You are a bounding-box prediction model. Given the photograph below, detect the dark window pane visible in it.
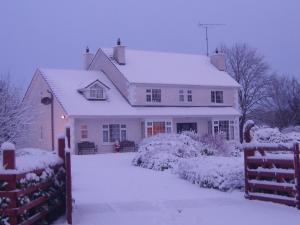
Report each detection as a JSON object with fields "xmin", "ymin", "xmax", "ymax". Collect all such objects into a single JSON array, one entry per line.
[
  {"xmin": 109, "ymin": 124, "xmax": 120, "ymax": 142},
  {"xmin": 211, "ymin": 91, "xmax": 215, "ymax": 103}
]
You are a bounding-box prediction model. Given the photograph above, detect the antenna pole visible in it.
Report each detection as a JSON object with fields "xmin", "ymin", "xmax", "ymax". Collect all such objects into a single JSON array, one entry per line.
[
  {"xmin": 205, "ymin": 27, "xmax": 209, "ymax": 56},
  {"xmin": 198, "ymin": 23, "xmax": 226, "ymax": 56}
]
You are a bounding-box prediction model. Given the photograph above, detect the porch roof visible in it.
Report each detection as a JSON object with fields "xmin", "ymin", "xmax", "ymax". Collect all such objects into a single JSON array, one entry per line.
[{"xmin": 39, "ymin": 68, "xmax": 240, "ymax": 118}]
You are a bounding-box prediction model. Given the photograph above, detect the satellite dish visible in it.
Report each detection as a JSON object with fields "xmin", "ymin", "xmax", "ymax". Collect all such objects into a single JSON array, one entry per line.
[{"xmin": 41, "ymin": 97, "xmax": 52, "ymax": 105}]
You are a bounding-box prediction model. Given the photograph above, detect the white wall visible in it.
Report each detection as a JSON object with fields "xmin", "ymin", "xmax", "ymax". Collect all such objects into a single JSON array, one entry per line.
[
  {"xmin": 130, "ymin": 84, "xmax": 235, "ymax": 107},
  {"xmin": 22, "ymin": 70, "xmax": 68, "ymax": 150}
]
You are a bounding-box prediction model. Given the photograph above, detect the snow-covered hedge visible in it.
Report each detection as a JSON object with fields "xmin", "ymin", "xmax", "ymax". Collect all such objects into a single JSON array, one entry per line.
[
  {"xmin": 175, "ymin": 157, "xmax": 244, "ymax": 191},
  {"xmin": 132, "ymin": 133, "xmax": 241, "ymax": 170},
  {"xmin": 252, "ymin": 126, "xmax": 300, "ymax": 144},
  {"xmin": 132, "ymin": 134, "xmax": 206, "ymax": 170},
  {"xmin": 0, "ymin": 147, "xmax": 63, "ymax": 173}
]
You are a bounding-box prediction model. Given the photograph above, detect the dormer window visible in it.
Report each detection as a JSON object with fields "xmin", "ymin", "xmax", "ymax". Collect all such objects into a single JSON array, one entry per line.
[
  {"xmin": 78, "ymin": 79, "xmax": 110, "ymax": 101},
  {"xmin": 90, "ymin": 83, "xmax": 104, "ymax": 100}
]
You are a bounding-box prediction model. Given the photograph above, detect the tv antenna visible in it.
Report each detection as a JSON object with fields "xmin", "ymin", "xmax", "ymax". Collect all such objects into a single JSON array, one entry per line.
[{"xmin": 198, "ymin": 23, "xmax": 226, "ymax": 56}]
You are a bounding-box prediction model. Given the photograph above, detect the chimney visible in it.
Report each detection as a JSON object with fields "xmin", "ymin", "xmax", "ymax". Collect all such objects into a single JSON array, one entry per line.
[
  {"xmin": 113, "ymin": 38, "xmax": 126, "ymax": 65},
  {"xmin": 210, "ymin": 49, "xmax": 226, "ymax": 71},
  {"xmin": 83, "ymin": 46, "xmax": 94, "ymax": 70}
]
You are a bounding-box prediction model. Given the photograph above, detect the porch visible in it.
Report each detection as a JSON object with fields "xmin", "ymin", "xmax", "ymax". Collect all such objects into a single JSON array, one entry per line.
[{"xmin": 72, "ymin": 116, "xmax": 239, "ymax": 154}]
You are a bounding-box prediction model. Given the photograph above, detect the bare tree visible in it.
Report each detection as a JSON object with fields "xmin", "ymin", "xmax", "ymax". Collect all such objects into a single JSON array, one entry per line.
[
  {"xmin": 0, "ymin": 74, "xmax": 34, "ymax": 145},
  {"xmin": 221, "ymin": 44, "xmax": 270, "ymax": 142},
  {"xmin": 257, "ymin": 75, "xmax": 300, "ymax": 128}
]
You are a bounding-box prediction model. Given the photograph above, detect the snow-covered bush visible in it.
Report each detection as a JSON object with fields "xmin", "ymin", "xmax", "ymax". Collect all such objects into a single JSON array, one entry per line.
[
  {"xmin": 175, "ymin": 157, "xmax": 244, "ymax": 191},
  {"xmin": 251, "ymin": 126, "xmax": 300, "ymax": 143},
  {"xmin": 132, "ymin": 133, "xmax": 208, "ymax": 170},
  {"xmin": 132, "ymin": 133, "xmax": 241, "ymax": 170}
]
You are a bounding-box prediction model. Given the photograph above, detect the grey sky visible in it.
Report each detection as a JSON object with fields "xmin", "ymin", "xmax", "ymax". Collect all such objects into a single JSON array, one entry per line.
[{"xmin": 0, "ymin": 0, "xmax": 299, "ymax": 88}]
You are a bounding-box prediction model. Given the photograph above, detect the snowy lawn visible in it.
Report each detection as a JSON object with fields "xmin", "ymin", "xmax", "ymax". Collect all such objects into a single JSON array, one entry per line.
[{"xmin": 52, "ymin": 153, "xmax": 300, "ymax": 225}]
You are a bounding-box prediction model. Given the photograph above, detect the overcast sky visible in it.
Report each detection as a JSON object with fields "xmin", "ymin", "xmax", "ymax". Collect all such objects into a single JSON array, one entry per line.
[{"xmin": 0, "ymin": 0, "xmax": 299, "ymax": 89}]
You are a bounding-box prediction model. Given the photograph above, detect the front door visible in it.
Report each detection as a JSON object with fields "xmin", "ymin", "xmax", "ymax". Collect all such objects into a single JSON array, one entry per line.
[{"xmin": 176, "ymin": 123, "xmax": 197, "ymax": 133}]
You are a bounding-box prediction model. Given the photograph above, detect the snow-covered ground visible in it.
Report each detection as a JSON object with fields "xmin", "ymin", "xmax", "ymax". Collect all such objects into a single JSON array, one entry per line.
[{"xmin": 54, "ymin": 153, "xmax": 300, "ymax": 225}]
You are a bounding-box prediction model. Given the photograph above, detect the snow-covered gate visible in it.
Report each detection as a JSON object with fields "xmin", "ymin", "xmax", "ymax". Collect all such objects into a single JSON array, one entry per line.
[
  {"xmin": 0, "ymin": 150, "xmax": 65, "ymax": 224},
  {"xmin": 244, "ymin": 143, "xmax": 300, "ymax": 208},
  {"xmin": 0, "ymin": 137, "xmax": 73, "ymax": 225}
]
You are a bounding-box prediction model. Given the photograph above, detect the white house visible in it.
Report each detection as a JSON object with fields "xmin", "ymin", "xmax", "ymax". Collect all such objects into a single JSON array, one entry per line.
[{"xmin": 23, "ymin": 40, "xmax": 240, "ymax": 154}]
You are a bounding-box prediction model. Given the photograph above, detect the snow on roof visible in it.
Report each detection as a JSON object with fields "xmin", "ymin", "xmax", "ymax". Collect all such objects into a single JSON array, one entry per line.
[
  {"xmin": 102, "ymin": 48, "xmax": 240, "ymax": 87},
  {"xmin": 39, "ymin": 68, "xmax": 240, "ymax": 117}
]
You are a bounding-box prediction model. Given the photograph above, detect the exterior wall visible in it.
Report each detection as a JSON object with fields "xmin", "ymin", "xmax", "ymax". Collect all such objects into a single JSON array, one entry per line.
[
  {"xmin": 22, "ymin": 71, "xmax": 68, "ymax": 150},
  {"xmin": 130, "ymin": 84, "xmax": 235, "ymax": 107},
  {"xmin": 73, "ymin": 117, "xmax": 214, "ymax": 154},
  {"xmin": 89, "ymin": 49, "xmax": 130, "ymax": 100}
]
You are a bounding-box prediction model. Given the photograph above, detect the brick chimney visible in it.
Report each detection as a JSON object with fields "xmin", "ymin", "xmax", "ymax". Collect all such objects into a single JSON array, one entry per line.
[
  {"xmin": 83, "ymin": 47, "xmax": 94, "ymax": 70},
  {"xmin": 113, "ymin": 38, "xmax": 126, "ymax": 65},
  {"xmin": 210, "ymin": 49, "xmax": 226, "ymax": 71}
]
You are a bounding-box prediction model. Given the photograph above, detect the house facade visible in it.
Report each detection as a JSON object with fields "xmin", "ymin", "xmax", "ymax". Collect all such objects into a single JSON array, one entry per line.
[{"xmin": 23, "ymin": 41, "xmax": 240, "ymax": 154}]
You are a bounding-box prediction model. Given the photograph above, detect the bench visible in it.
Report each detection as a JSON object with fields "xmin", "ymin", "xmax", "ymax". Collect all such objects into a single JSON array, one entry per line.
[
  {"xmin": 77, "ymin": 141, "xmax": 97, "ymax": 155},
  {"xmin": 119, "ymin": 140, "xmax": 137, "ymax": 152}
]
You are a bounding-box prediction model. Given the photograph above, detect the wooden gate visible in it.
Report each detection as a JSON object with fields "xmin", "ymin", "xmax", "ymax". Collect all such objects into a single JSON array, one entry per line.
[{"xmin": 244, "ymin": 143, "xmax": 300, "ymax": 208}]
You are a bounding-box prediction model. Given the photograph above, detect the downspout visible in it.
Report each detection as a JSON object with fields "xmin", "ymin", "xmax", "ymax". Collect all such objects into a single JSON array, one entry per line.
[{"xmin": 47, "ymin": 90, "xmax": 54, "ymax": 151}]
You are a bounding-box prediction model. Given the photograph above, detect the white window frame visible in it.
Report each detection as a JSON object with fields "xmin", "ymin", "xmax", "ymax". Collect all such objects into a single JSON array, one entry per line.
[
  {"xmin": 102, "ymin": 124, "xmax": 127, "ymax": 144},
  {"xmin": 211, "ymin": 119, "xmax": 235, "ymax": 140},
  {"xmin": 179, "ymin": 90, "xmax": 184, "ymax": 102},
  {"xmin": 211, "ymin": 90, "xmax": 224, "ymax": 103},
  {"xmin": 88, "ymin": 83, "xmax": 106, "ymax": 100},
  {"xmin": 187, "ymin": 90, "xmax": 192, "ymax": 102},
  {"xmin": 144, "ymin": 119, "xmax": 172, "ymax": 137},
  {"xmin": 146, "ymin": 89, "xmax": 161, "ymax": 103}
]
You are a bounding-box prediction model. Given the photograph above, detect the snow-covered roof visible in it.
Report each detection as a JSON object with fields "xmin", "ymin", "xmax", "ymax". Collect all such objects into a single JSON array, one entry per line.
[
  {"xmin": 102, "ymin": 48, "xmax": 240, "ymax": 88},
  {"xmin": 39, "ymin": 68, "xmax": 240, "ymax": 117}
]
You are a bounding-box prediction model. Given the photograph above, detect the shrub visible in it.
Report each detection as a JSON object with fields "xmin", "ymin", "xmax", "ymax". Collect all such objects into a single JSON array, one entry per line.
[{"xmin": 175, "ymin": 157, "xmax": 244, "ymax": 191}]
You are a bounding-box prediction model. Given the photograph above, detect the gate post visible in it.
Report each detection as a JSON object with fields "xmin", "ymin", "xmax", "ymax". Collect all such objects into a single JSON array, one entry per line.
[
  {"xmin": 294, "ymin": 142, "xmax": 300, "ymax": 209},
  {"xmin": 1, "ymin": 142, "xmax": 16, "ymax": 170},
  {"xmin": 58, "ymin": 137, "xmax": 66, "ymax": 162},
  {"xmin": 66, "ymin": 151, "xmax": 72, "ymax": 224}
]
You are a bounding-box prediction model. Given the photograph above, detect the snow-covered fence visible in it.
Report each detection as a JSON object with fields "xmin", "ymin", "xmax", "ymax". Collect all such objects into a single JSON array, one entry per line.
[
  {"xmin": 244, "ymin": 143, "xmax": 300, "ymax": 208},
  {"xmin": 0, "ymin": 142, "xmax": 68, "ymax": 225}
]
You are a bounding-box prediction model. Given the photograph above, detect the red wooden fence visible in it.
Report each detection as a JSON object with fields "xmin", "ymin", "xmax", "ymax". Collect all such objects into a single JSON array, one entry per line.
[
  {"xmin": 0, "ymin": 164, "xmax": 65, "ymax": 225},
  {"xmin": 0, "ymin": 137, "xmax": 73, "ymax": 224},
  {"xmin": 244, "ymin": 143, "xmax": 300, "ymax": 208}
]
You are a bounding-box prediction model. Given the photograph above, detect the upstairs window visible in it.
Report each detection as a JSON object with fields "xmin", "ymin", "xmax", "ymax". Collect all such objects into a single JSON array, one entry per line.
[
  {"xmin": 146, "ymin": 89, "xmax": 161, "ymax": 102},
  {"xmin": 211, "ymin": 91, "xmax": 223, "ymax": 103},
  {"xmin": 187, "ymin": 90, "xmax": 192, "ymax": 102},
  {"xmin": 179, "ymin": 90, "xmax": 184, "ymax": 102},
  {"xmin": 90, "ymin": 83, "xmax": 105, "ymax": 100}
]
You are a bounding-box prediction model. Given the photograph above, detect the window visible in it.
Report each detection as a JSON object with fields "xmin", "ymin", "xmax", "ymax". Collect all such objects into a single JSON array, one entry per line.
[
  {"xmin": 146, "ymin": 121, "xmax": 172, "ymax": 137},
  {"xmin": 89, "ymin": 83, "xmax": 105, "ymax": 100},
  {"xmin": 211, "ymin": 91, "xmax": 223, "ymax": 103},
  {"xmin": 212, "ymin": 120, "xmax": 234, "ymax": 140},
  {"xmin": 80, "ymin": 125, "xmax": 88, "ymax": 139},
  {"xmin": 187, "ymin": 90, "xmax": 192, "ymax": 102},
  {"xmin": 152, "ymin": 89, "xmax": 161, "ymax": 102},
  {"xmin": 146, "ymin": 89, "xmax": 151, "ymax": 102},
  {"xmin": 179, "ymin": 90, "xmax": 184, "ymax": 102},
  {"xmin": 102, "ymin": 124, "xmax": 127, "ymax": 143},
  {"xmin": 146, "ymin": 89, "xmax": 161, "ymax": 102}
]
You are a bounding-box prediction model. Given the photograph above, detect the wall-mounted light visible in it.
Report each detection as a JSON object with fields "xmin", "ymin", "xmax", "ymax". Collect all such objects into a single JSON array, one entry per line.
[{"xmin": 61, "ymin": 114, "xmax": 66, "ymax": 119}]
